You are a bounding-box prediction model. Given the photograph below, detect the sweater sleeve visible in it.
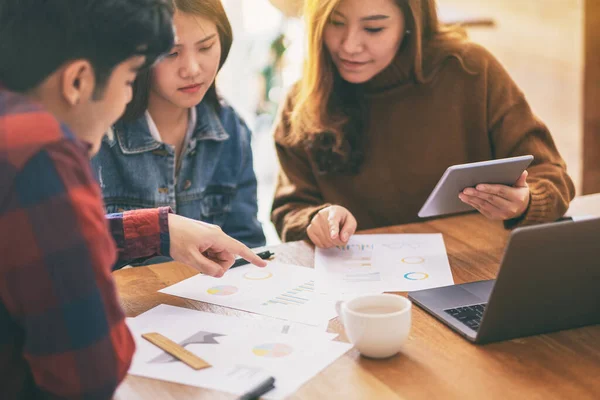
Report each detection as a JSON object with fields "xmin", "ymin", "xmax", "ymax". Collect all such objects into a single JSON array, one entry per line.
[
  {"xmin": 106, "ymin": 207, "xmax": 172, "ymax": 266},
  {"xmin": 270, "ymin": 91, "xmax": 331, "ymax": 242},
  {"xmin": 478, "ymin": 45, "xmax": 576, "ymax": 226}
]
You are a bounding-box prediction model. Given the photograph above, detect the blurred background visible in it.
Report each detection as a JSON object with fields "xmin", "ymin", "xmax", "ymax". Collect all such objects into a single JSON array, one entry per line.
[{"xmin": 216, "ymin": 0, "xmax": 597, "ymax": 245}]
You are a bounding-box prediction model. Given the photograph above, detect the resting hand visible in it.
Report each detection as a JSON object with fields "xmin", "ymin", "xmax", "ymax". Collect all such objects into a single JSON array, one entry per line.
[
  {"xmin": 459, "ymin": 171, "xmax": 530, "ymax": 221},
  {"xmin": 168, "ymin": 214, "xmax": 267, "ymax": 277},
  {"xmin": 307, "ymin": 205, "xmax": 358, "ymax": 248}
]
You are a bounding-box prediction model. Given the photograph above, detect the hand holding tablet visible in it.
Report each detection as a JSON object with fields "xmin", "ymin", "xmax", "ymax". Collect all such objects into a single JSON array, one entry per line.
[
  {"xmin": 459, "ymin": 169, "xmax": 531, "ymax": 220},
  {"xmin": 418, "ymin": 155, "xmax": 534, "ymax": 219}
]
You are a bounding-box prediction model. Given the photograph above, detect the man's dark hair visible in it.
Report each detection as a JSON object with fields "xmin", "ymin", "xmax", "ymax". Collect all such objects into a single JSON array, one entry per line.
[{"xmin": 0, "ymin": 0, "xmax": 175, "ymax": 96}]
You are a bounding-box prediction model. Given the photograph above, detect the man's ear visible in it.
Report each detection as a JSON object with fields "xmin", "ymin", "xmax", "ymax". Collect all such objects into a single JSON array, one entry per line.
[{"xmin": 60, "ymin": 60, "xmax": 95, "ymax": 106}]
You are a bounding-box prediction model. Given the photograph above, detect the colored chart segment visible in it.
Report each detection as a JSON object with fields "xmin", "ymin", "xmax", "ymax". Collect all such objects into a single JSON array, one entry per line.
[
  {"xmin": 262, "ymin": 280, "xmax": 315, "ymax": 306},
  {"xmin": 404, "ymin": 272, "xmax": 429, "ymax": 281},
  {"xmin": 402, "ymin": 256, "xmax": 425, "ymax": 264},
  {"xmin": 243, "ymin": 270, "xmax": 273, "ymax": 280},
  {"xmin": 342, "ymin": 257, "xmax": 372, "ymax": 267},
  {"xmin": 252, "ymin": 343, "xmax": 293, "ymax": 358},
  {"xmin": 207, "ymin": 285, "xmax": 239, "ymax": 296}
]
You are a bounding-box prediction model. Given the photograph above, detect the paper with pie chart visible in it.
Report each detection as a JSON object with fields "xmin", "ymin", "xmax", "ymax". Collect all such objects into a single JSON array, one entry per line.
[
  {"xmin": 127, "ymin": 305, "xmax": 351, "ymax": 399},
  {"xmin": 160, "ymin": 262, "xmax": 338, "ymax": 327},
  {"xmin": 314, "ymin": 234, "xmax": 454, "ymax": 294}
]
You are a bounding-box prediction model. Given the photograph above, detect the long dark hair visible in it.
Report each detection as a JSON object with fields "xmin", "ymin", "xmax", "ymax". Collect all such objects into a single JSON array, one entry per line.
[{"xmin": 120, "ymin": 0, "xmax": 233, "ymax": 122}]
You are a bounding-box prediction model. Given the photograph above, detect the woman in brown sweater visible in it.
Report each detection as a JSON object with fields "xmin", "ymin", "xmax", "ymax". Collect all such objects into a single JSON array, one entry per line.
[{"xmin": 271, "ymin": 0, "xmax": 575, "ymax": 248}]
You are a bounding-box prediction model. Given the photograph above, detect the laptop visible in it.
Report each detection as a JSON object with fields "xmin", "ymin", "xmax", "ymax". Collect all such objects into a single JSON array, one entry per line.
[{"xmin": 408, "ymin": 217, "xmax": 600, "ymax": 344}]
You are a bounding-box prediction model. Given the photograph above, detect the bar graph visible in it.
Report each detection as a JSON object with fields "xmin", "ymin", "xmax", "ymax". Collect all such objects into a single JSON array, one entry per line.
[
  {"xmin": 343, "ymin": 271, "xmax": 381, "ymax": 282},
  {"xmin": 337, "ymin": 244, "xmax": 374, "ymax": 251},
  {"xmin": 382, "ymin": 242, "xmax": 421, "ymax": 250},
  {"xmin": 262, "ymin": 280, "xmax": 315, "ymax": 306},
  {"xmin": 227, "ymin": 364, "xmax": 264, "ymax": 379}
]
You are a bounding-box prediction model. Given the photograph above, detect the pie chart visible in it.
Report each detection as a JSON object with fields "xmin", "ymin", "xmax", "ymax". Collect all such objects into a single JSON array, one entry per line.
[
  {"xmin": 404, "ymin": 272, "xmax": 429, "ymax": 281},
  {"xmin": 243, "ymin": 270, "xmax": 273, "ymax": 280},
  {"xmin": 252, "ymin": 343, "xmax": 293, "ymax": 358},
  {"xmin": 401, "ymin": 256, "xmax": 425, "ymax": 264},
  {"xmin": 206, "ymin": 285, "xmax": 238, "ymax": 296}
]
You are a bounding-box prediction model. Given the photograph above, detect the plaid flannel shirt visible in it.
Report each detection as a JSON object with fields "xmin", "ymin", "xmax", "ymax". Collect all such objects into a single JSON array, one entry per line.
[{"xmin": 0, "ymin": 88, "xmax": 171, "ymax": 399}]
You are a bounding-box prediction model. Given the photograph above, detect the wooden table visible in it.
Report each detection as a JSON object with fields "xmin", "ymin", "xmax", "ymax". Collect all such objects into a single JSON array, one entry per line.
[{"xmin": 113, "ymin": 213, "xmax": 600, "ymax": 400}]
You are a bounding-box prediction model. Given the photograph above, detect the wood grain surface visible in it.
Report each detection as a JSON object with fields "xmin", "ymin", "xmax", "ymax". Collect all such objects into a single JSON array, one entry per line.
[{"xmin": 113, "ymin": 214, "xmax": 600, "ymax": 400}]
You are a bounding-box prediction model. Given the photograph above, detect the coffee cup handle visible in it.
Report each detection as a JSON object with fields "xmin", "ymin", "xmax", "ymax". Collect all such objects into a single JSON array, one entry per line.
[{"xmin": 335, "ymin": 301, "xmax": 345, "ymax": 325}]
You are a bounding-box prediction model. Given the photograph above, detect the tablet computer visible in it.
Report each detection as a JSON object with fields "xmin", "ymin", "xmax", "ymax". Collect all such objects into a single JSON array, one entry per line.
[{"xmin": 418, "ymin": 155, "xmax": 534, "ymax": 218}]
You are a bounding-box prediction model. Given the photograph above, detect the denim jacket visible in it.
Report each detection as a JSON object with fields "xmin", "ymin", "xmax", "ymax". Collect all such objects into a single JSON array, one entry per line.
[{"xmin": 91, "ymin": 100, "xmax": 266, "ymax": 248}]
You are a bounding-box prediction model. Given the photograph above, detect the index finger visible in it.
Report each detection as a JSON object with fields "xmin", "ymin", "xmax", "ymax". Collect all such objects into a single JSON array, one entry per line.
[
  {"xmin": 206, "ymin": 249, "xmax": 236, "ymax": 268},
  {"xmin": 339, "ymin": 215, "xmax": 357, "ymax": 242},
  {"xmin": 327, "ymin": 208, "xmax": 343, "ymax": 239},
  {"xmin": 218, "ymin": 235, "xmax": 267, "ymax": 267},
  {"xmin": 189, "ymin": 250, "xmax": 227, "ymax": 277}
]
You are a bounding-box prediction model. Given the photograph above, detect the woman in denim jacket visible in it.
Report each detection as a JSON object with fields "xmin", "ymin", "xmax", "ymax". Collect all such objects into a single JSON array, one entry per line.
[{"xmin": 92, "ymin": 0, "xmax": 265, "ymax": 249}]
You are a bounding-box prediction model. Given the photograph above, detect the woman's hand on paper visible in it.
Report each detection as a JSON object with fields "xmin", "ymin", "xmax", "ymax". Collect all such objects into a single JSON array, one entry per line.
[
  {"xmin": 168, "ymin": 214, "xmax": 267, "ymax": 277},
  {"xmin": 307, "ymin": 205, "xmax": 357, "ymax": 248},
  {"xmin": 459, "ymin": 170, "xmax": 531, "ymax": 221}
]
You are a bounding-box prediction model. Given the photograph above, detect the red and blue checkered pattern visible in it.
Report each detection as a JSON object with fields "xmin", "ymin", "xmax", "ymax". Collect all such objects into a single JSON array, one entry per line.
[{"xmin": 0, "ymin": 89, "xmax": 170, "ymax": 399}]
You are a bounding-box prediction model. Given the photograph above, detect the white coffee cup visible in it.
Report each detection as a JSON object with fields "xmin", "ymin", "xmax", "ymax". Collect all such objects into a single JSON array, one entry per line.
[{"xmin": 336, "ymin": 294, "xmax": 412, "ymax": 359}]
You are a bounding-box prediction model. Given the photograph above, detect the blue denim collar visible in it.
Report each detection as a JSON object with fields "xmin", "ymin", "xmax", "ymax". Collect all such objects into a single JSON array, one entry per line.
[{"xmin": 114, "ymin": 101, "xmax": 230, "ymax": 155}]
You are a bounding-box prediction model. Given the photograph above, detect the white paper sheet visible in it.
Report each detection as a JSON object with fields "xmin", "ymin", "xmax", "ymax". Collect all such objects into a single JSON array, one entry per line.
[
  {"xmin": 128, "ymin": 305, "xmax": 351, "ymax": 399},
  {"xmin": 159, "ymin": 262, "xmax": 338, "ymax": 327},
  {"xmin": 126, "ymin": 314, "xmax": 337, "ymax": 341},
  {"xmin": 314, "ymin": 234, "xmax": 455, "ymax": 294}
]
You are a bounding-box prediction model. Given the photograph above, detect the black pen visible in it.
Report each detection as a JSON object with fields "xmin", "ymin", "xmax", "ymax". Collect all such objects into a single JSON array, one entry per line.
[
  {"xmin": 238, "ymin": 376, "xmax": 276, "ymax": 400},
  {"xmin": 230, "ymin": 250, "xmax": 274, "ymax": 269}
]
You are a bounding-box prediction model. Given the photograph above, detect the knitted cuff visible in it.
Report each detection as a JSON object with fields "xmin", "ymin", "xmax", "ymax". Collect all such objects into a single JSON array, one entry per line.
[
  {"xmin": 505, "ymin": 184, "xmax": 553, "ymax": 228},
  {"xmin": 281, "ymin": 203, "xmax": 332, "ymax": 242}
]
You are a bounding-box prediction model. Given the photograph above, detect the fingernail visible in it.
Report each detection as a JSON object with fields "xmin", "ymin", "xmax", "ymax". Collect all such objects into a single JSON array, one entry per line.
[
  {"xmin": 477, "ymin": 185, "xmax": 486, "ymax": 191},
  {"xmin": 330, "ymin": 230, "xmax": 337, "ymax": 239},
  {"xmin": 464, "ymin": 188, "xmax": 475, "ymax": 195},
  {"xmin": 341, "ymin": 232, "xmax": 348, "ymax": 241}
]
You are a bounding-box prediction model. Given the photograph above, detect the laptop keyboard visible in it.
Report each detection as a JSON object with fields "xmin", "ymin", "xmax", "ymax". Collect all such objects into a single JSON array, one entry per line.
[{"xmin": 444, "ymin": 303, "xmax": 487, "ymax": 331}]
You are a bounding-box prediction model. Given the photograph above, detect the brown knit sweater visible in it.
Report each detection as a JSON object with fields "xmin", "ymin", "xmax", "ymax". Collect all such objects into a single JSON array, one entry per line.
[{"xmin": 271, "ymin": 42, "xmax": 575, "ymax": 242}]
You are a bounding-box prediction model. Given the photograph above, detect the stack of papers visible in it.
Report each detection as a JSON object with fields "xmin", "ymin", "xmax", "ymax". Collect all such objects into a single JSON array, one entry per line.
[
  {"xmin": 314, "ymin": 234, "xmax": 454, "ymax": 295},
  {"xmin": 128, "ymin": 305, "xmax": 351, "ymax": 399},
  {"xmin": 160, "ymin": 262, "xmax": 338, "ymax": 327},
  {"xmin": 147, "ymin": 233, "xmax": 455, "ymax": 396}
]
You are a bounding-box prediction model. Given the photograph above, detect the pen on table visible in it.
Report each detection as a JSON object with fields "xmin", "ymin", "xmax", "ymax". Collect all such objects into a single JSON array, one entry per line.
[
  {"xmin": 238, "ymin": 376, "xmax": 276, "ymax": 400},
  {"xmin": 231, "ymin": 250, "xmax": 274, "ymax": 269}
]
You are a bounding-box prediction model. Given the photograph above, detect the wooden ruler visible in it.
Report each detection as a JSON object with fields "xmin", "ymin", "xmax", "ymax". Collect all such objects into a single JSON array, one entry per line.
[{"xmin": 142, "ymin": 332, "xmax": 212, "ymax": 370}]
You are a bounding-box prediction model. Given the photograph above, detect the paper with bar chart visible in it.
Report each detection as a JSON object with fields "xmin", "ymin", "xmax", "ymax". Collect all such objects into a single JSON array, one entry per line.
[
  {"xmin": 128, "ymin": 305, "xmax": 350, "ymax": 399},
  {"xmin": 160, "ymin": 262, "xmax": 338, "ymax": 327},
  {"xmin": 314, "ymin": 234, "xmax": 454, "ymax": 294}
]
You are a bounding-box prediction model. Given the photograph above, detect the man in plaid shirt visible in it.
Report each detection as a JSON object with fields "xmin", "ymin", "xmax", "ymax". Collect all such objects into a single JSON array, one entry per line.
[{"xmin": 0, "ymin": 1, "xmax": 265, "ymax": 398}]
